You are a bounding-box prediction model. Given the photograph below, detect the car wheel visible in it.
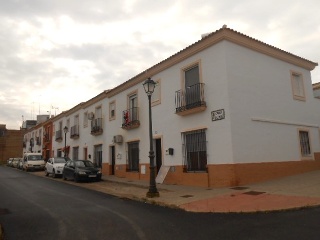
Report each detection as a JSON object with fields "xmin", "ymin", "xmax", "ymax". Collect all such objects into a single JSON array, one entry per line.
[
  {"xmin": 52, "ymin": 170, "xmax": 56, "ymax": 178},
  {"xmin": 63, "ymin": 173, "xmax": 67, "ymax": 180},
  {"xmin": 45, "ymin": 169, "xmax": 49, "ymax": 176},
  {"xmin": 74, "ymin": 174, "xmax": 80, "ymax": 183}
]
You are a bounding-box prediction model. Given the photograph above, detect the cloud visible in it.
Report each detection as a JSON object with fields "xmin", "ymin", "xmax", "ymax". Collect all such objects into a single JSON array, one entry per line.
[{"xmin": 0, "ymin": 0, "xmax": 320, "ymax": 129}]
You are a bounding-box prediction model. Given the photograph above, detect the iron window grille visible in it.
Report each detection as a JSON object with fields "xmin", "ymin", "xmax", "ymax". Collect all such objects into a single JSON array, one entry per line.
[
  {"xmin": 127, "ymin": 141, "xmax": 139, "ymax": 172},
  {"xmin": 299, "ymin": 131, "xmax": 311, "ymax": 156},
  {"xmin": 182, "ymin": 129, "xmax": 207, "ymax": 172}
]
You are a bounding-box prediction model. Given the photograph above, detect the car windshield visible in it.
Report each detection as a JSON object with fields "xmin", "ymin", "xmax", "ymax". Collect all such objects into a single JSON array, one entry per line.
[
  {"xmin": 54, "ymin": 158, "xmax": 66, "ymax": 163},
  {"xmin": 75, "ymin": 161, "xmax": 94, "ymax": 168},
  {"xmin": 28, "ymin": 155, "xmax": 42, "ymax": 161}
]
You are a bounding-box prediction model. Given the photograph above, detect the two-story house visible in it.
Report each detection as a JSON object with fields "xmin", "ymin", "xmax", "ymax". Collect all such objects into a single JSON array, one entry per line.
[{"xmin": 24, "ymin": 26, "xmax": 320, "ymax": 188}]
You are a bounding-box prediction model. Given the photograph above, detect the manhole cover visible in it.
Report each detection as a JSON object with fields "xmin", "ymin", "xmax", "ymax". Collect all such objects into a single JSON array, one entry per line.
[
  {"xmin": 243, "ymin": 191, "xmax": 265, "ymax": 196},
  {"xmin": 230, "ymin": 187, "xmax": 249, "ymax": 190},
  {"xmin": 0, "ymin": 208, "xmax": 10, "ymax": 215},
  {"xmin": 180, "ymin": 195, "xmax": 194, "ymax": 198}
]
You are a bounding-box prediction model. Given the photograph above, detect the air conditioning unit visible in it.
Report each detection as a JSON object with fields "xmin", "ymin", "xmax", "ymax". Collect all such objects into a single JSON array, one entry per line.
[
  {"xmin": 113, "ymin": 135, "xmax": 123, "ymax": 144},
  {"xmin": 88, "ymin": 112, "xmax": 94, "ymax": 120}
]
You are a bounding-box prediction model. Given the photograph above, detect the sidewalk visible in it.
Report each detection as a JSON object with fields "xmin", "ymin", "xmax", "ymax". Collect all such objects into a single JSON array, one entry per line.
[{"xmin": 32, "ymin": 170, "xmax": 320, "ymax": 213}]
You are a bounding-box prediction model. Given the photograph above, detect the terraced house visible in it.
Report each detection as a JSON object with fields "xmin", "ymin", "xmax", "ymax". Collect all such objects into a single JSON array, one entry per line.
[{"xmin": 23, "ymin": 26, "xmax": 320, "ymax": 187}]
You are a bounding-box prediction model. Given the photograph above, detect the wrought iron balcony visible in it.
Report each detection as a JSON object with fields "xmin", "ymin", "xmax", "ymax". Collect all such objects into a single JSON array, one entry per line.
[
  {"xmin": 70, "ymin": 125, "xmax": 80, "ymax": 139},
  {"xmin": 36, "ymin": 137, "xmax": 41, "ymax": 146},
  {"xmin": 55, "ymin": 130, "xmax": 62, "ymax": 141},
  {"xmin": 175, "ymin": 83, "xmax": 206, "ymax": 116},
  {"xmin": 43, "ymin": 134, "xmax": 50, "ymax": 143},
  {"xmin": 122, "ymin": 107, "xmax": 140, "ymax": 130},
  {"xmin": 91, "ymin": 118, "xmax": 103, "ymax": 135}
]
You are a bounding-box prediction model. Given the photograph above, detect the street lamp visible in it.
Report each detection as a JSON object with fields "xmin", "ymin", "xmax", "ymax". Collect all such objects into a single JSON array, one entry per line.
[
  {"xmin": 63, "ymin": 126, "xmax": 68, "ymax": 157},
  {"xmin": 143, "ymin": 77, "xmax": 159, "ymax": 198}
]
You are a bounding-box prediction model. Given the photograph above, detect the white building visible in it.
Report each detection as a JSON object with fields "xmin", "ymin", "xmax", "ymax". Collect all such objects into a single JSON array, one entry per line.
[{"xmin": 24, "ymin": 26, "xmax": 320, "ymax": 187}]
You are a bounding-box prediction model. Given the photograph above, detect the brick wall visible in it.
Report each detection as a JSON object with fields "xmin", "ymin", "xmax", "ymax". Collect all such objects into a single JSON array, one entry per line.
[{"xmin": 0, "ymin": 125, "xmax": 24, "ymax": 164}]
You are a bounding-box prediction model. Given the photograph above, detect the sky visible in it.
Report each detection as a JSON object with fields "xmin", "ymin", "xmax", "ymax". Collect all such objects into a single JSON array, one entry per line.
[{"xmin": 1, "ymin": 0, "xmax": 320, "ymax": 130}]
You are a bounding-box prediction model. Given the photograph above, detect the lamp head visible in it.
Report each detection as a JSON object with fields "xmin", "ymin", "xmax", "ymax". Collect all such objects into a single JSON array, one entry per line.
[{"xmin": 143, "ymin": 77, "xmax": 156, "ymax": 96}]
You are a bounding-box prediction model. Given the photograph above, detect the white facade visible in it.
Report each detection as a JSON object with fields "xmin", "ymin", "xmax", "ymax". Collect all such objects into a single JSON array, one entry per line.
[{"xmin": 23, "ymin": 26, "xmax": 320, "ymax": 187}]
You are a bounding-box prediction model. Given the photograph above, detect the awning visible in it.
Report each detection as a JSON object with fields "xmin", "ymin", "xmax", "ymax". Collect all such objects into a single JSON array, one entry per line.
[{"xmin": 61, "ymin": 146, "xmax": 70, "ymax": 152}]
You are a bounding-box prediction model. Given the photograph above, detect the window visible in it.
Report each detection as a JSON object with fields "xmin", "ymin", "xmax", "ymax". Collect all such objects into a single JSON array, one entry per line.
[
  {"xmin": 66, "ymin": 119, "xmax": 70, "ymax": 130},
  {"xmin": 73, "ymin": 147, "xmax": 79, "ymax": 161},
  {"xmin": 83, "ymin": 111, "xmax": 88, "ymax": 127},
  {"xmin": 74, "ymin": 115, "xmax": 79, "ymax": 126},
  {"xmin": 299, "ymin": 130, "xmax": 311, "ymax": 157},
  {"xmin": 109, "ymin": 101, "xmax": 116, "ymax": 120},
  {"xmin": 151, "ymin": 79, "xmax": 161, "ymax": 106},
  {"xmin": 127, "ymin": 141, "xmax": 139, "ymax": 171},
  {"xmin": 182, "ymin": 129, "xmax": 207, "ymax": 172},
  {"xmin": 291, "ymin": 71, "xmax": 305, "ymax": 101}
]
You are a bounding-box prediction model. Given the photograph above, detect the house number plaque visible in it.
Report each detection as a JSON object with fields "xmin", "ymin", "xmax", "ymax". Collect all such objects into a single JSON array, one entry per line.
[{"xmin": 211, "ymin": 109, "xmax": 225, "ymax": 121}]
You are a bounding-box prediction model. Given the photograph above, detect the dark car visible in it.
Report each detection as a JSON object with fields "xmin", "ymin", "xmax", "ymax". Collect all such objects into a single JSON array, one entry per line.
[{"xmin": 62, "ymin": 160, "xmax": 102, "ymax": 182}]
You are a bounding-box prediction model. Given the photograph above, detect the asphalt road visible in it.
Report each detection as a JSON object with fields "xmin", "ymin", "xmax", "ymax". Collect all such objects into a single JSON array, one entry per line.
[{"xmin": 1, "ymin": 166, "xmax": 320, "ymax": 240}]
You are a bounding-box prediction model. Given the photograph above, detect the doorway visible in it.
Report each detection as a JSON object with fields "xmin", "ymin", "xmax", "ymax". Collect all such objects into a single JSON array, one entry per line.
[
  {"xmin": 94, "ymin": 144, "xmax": 102, "ymax": 168},
  {"xmin": 155, "ymin": 139, "xmax": 162, "ymax": 173},
  {"xmin": 110, "ymin": 146, "xmax": 115, "ymax": 175},
  {"xmin": 83, "ymin": 148, "xmax": 87, "ymax": 160}
]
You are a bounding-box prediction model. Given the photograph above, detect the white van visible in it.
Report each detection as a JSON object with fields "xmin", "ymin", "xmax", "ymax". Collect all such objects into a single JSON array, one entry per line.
[{"xmin": 23, "ymin": 153, "xmax": 46, "ymax": 172}]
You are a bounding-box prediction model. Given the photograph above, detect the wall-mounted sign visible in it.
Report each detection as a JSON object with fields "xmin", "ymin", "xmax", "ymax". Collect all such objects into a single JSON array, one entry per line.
[{"xmin": 211, "ymin": 109, "xmax": 225, "ymax": 121}]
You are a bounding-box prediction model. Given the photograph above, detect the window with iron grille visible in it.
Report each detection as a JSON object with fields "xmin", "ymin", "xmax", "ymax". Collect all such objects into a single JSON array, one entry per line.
[
  {"xmin": 299, "ymin": 130, "xmax": 311, "ymax": 157},
  {"xmin": 73, "ymin": 147, "xmax": 79, "ymax": 160},
  {"xmin": 127, "ymin": 141, "xmax": 139, "ymax": 171},
  {"xmin": 182, "ymin": 129, "xmax": 207, "ymax": 172}
]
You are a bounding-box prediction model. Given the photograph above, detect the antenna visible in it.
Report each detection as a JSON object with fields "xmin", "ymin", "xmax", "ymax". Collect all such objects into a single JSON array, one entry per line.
[{"xmin": 51, "ymin": 105, "xmax": 59, "ymax": 116}]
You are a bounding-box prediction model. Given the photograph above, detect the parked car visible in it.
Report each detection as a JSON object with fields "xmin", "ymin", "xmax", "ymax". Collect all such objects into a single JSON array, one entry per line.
[
  {"xmin": 62, "ymin": 160, "xmax": 102, "ymax": 182},
  {"xmin": 22, "ymin": 153, "xmax": 45, "ymax": 171},
  {"xmin": 45, "ymin": 157, "xmax": 68, "ymax": 178},
  {"xmin": 6, "ymin": 158, "xmax": 13, "ymax": 167},
  {"xmin": 11, "ymin": 158, "xmax": 20, "ymax": 168},
  {"xmin": 18, "ymin": 158, "xmax": 24, "ymax": 169}
]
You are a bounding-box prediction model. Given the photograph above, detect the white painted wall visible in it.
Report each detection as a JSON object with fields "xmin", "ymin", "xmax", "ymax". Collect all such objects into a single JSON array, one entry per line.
[
  {"xmin": 224, "ymin": 41, "xmax": 320, "ymax": 163},
  {"xmin": 47, "ymin": 38, "xmax": 320, "ymax": 170}
]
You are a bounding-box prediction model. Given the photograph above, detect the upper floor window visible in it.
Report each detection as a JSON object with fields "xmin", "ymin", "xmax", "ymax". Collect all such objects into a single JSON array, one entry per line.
[
  {"xmin": 95, "ymin": 106, "xmax": 102, "ymax": 119},
  {"xmin": 151, "ymin": 79, "xmax": 161, "ymax": 106},
  {"xmin": 74, "ymin": 115, "xmax": 79, "ymax": 125},
  {"xmin": 291, "ymin": 71, "xmax": 305, "ymax": 101},
  {"xmin": 83, "ymin": 111, "xmax": 88, "ymax": 127},
  {"xmin": 109, "ymin": 101, "xmax": 116, "ymax": 120}
]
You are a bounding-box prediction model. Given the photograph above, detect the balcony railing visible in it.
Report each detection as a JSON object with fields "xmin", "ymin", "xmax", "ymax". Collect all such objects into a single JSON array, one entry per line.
[
  {"xmin": 175, "ymin": 83, "xmax": 206, "ymax": 115},
  {"xmin": 91, "ymin": 118, "xmax": 103, "ymax": 135},
  {"xmin": 36, "ymin": 137, "xmax": 41, "ymax": 146},
  {"xmin": 55, "ymin": 130, "xmax": 62, "ymax": 141},
  {"xmin": 122, "ymin": 107, "xmax": 140, "ymax": 130},
  {"xmin": 70, "ymin": 125, "xmax": 79, "ymax": 139},
  {"xmin": 44, "ymin": 134, "xmax": 50, "ymax": 143}
]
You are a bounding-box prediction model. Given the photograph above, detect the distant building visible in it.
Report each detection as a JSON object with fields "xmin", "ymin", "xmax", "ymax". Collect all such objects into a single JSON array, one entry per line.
[
  {"xmin": 22, "ymin": 120, "xmax": 37, "ymax": 129},
  {"xmin": 0, "ymin": 124, "xmax": 25, "ymax": 164},
  {"xmin": 314, "ymin": 82, "xmax": 320, "ymax": 98}
]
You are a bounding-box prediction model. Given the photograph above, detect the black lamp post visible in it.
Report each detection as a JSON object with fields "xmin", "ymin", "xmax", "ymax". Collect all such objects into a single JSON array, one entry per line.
[
  {"xmin": 143, "ymin": 77, "xmax": 159, "ymax": 198},
  {"xmin": 63, "ymin": 126, "xmax": 68, "ymax": 157}
]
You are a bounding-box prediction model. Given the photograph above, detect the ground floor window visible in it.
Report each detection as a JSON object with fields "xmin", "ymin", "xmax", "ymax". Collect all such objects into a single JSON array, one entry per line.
[
  {"xmin": 182, "ymin": 129, "xmax": 207, "ymax": 172},
  {"xmin": 57, "ymin": 150, "xmax": 62, "ymax": 157},
  {"xmin": 127, "ymin": 141, "xmax": 139, "ymax": 171},
  {"xmin": 94, "ymin": 144, "xmax": 102, "ymax": 168},
  {"xmin": 73, "ymin": 147, "xmax": 79, "ymax": 160},
  {"xmin": 299, "ymin": 130, "xmax": 311, "ymax": 157}
]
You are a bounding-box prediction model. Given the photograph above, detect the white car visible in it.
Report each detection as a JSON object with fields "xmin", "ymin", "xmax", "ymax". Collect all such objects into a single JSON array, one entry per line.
[{"xmin": 45, "ymin": 157, "xmax": 67, "ymax": 178}]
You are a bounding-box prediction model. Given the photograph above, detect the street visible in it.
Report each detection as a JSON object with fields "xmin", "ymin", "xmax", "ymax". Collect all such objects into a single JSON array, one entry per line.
[{"xmin": 1, "ymin": 166, "xmax": 320, "ymax": 240}]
